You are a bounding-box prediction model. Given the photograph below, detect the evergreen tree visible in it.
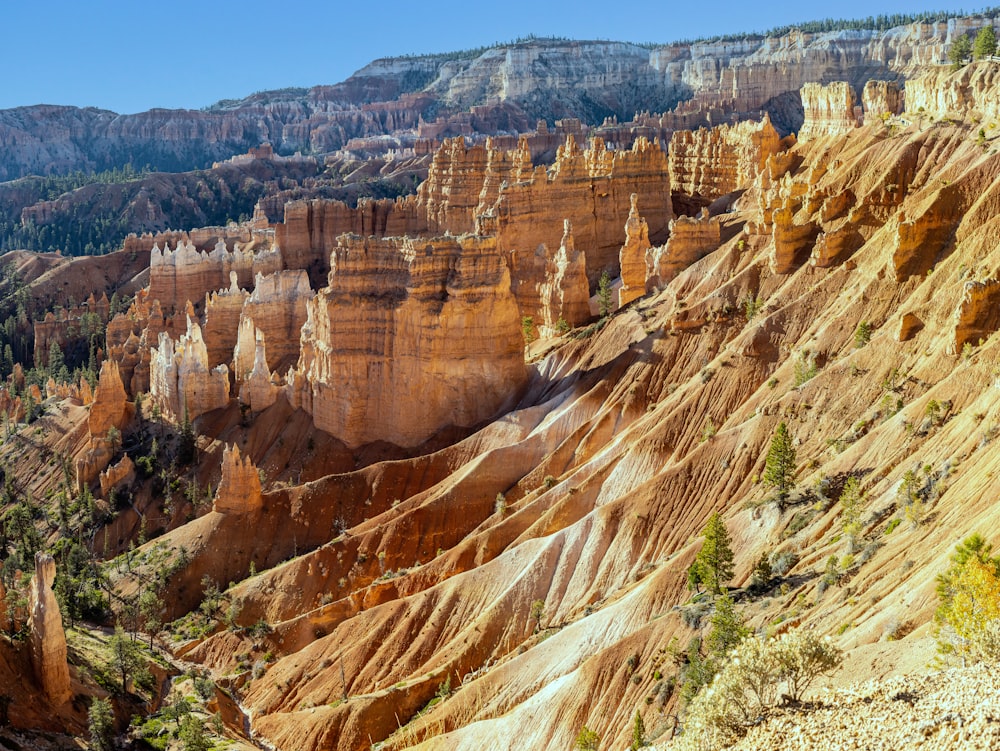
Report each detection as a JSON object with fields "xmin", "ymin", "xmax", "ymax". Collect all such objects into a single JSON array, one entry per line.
[
  {"xmin": 974, "ymin": 26, "xmax": 998, "ymax": 59},
  {"xmin": 694, "ymin": 512, "xmax": 735, "ymax": 594},
  {"xmin": 88, "ymin": 698, "xmax": 115, "ymax": 751},
  {"xmin": 630, "ymin": 710, "xmax": 646, "ymax": 749},
  {"xmin": 108, "ymin": 625, "xmax": 146, "ymax": 695},
  {"xmin": 950, "ymin": 34, "xmax": 973, "ymax": 69},
  {"xmin": 763, "ymin": 421, "xmax": 797, "ymax": 501},
  {"xmin": 706, "ymin": 592, "xmax": 748, "ymax": 660},
  {"xmin": 575, "ymin": 726, "xmax": 600, "ymax": 751},
  {"xmin": 598, "ymin": 270, "xmax": 613, "ymax": 318}
]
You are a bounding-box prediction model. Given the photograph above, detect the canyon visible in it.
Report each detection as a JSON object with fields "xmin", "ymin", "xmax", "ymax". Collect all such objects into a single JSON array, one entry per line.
[{"xmin": 3, "ymin": 13, "xmax": 1000, "ymax": 751}]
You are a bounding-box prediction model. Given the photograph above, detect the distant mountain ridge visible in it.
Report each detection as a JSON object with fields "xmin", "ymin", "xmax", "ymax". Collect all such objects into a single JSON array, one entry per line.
[{"xmin": 1, "ymin": 19, "xmax": 993, "ymax": 182}]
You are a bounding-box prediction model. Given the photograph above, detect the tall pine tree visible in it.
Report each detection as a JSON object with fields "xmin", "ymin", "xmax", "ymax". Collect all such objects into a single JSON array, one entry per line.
[
  {"xmin": 764, "ymin": 421, "xmax": 797, "ymax": 501},
  {"xmin": 694, "ymin": 512, "xmax": 735, "ymax": 594}
]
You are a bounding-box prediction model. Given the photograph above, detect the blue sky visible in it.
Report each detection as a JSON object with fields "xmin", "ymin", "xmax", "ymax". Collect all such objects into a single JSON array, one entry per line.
[{"xmin": 1, "ymin": 0, "xmax": 982, "ymax": 113}]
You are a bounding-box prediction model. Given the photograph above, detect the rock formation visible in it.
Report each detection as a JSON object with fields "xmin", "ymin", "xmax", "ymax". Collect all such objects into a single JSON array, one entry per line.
[
  {"xmin": 88, "ymin": 361, "xmax": 129, "ymax": 438},
  {"xmin": 202, "ymin": 273, "xmax": 249, "ymax": 368},
  {"xmin": 952, "ymin": 279, "xmax": 1000, "ymax": 353},
  {"xmin": 148, "ymin": 240, "xmax": 282, "ymax": 318},
  {"xmin": 667, "ymin": 115, "xmax": 782, "ymax": 200},
  {"xmin": 891, "ymin": 192, "xmax": 958, "ymax": 282},
  {"xmin": 240, "ymin": 271, "xmax": 313, "ymax": 372},
  {"xmin": 862, "ymin": 81, "xmax": 904, "ymax": 124},
  {"xmin": 77, "ymin": 361, "xmax": 131, "ymax": 489},
  {"xmin": 645, "ymin": 209, "xmax": 722, "ymax": 289},
  {"xmin": 29, "ymin": 553, "xmax": 70, "ymax": 705},
  {"xmin": 618, "ymin": 195, "xmax": 652, "ymax": 307},
  {"xmin": 289, "ymin": 233, "xmax": 526, "ymax": 447},
  {"xmin": 494, "ymin": 136, "xmax": 673, "ymax": 289},
  {"xmin": 150, "ymin": 317, "xmax": 230, "ymax": 421},
  {"xmin": 99, "ymin": 454, "xmax": 135, "ymax": 499},
  {"xmin": 212, "ymin": 445, "xmax": 263, "ymax": 513},
  {"xmin": 798, "ymin": 82, "xmax": 859, "ymax": 141},
  {"xmin": 538, "ymin": 220, "xmax": 590, "ymax": 336},
  {"xmin": 238, "ymin": 328, "xmax": 280, "ymax": 413},
  {"xmin": 904, "ymin": 62, "xmax": 1000, "ymax": 121}
]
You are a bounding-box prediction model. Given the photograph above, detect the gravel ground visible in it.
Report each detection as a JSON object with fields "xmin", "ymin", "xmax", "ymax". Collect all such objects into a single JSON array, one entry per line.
[{"xmin": 728, "ymin": 663, "xmax": 1000, "ymax": 750}]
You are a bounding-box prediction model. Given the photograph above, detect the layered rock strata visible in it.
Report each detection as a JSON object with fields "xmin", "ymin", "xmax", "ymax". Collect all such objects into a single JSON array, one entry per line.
[
  {"xmin": 646, "ymin": 209, "xmax": 722, "ymax": 289},
  {"xmin": 150, "ymin": 317, "xmax": 230, "ymax": 421},
  {"xmin": 537, "ymin": 220, "xmax": 590, "ymax": 336},
  {"xmin": 29, "ymin": 553, "xmax": 70, "ymax": 705},
  {"xmin": 618, "ymin": 195, "xmax": 652, "ymax": 307},
  {"xmin": 798, "ymin": 82, "xmax": 859, "ymax": 141},
  {"xmin": 213, "ymin": 445, "xmax": 263, "ymax": 513},
  {"xmin": 289, "ymin": 233, "xmax": 526, "ymax": 447},
  {"xmin": 667, "ymin": 115, "xmax": 783, "ymax": 200},
  {"xmin": 862, "ymin": 80, "xmax": 904, "ymax": 124}
]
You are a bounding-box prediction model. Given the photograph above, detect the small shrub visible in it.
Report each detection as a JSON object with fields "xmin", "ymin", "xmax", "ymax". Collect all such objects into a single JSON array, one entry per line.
[
  {"xmin": 793, "ymin": 350, "xmax": 819, "ymax": 387},
  {"xmin": 854, "ymin": 320, "xmax": 872, "ymax": 348}
]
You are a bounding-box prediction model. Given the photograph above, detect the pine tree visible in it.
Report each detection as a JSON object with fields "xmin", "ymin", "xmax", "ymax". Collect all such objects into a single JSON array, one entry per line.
[
  {"xmin": 706, "ymin": 592, "xmax": 748, "ymax": 660},
  {"xmin": 763, "ymin": 421, "xmax": 797, "ymax": 501},
  {"xmin": 950, "ymin": 34, "xmax": 972, "ymax": 69},
  {"xmin": 88, "ymin": 698, "xmax": 115, "ymax": 751},
  {"xmin": 598, "ymin": 270, "xmax": 613, "ymax": 318},
  {"xmin": 840, "ymin": 477, "xmax": 864, "ymax": 550},
  {"xmin": 630, "ymin": 710, "xmax": 646, "ymax": 749},
  {"xmin": 974, "ymin": 25, "xmax": 997, "ymax": 59},
  {"xmin": 695, "ymin": 512, "xmax": 735, "ymax": 594}
]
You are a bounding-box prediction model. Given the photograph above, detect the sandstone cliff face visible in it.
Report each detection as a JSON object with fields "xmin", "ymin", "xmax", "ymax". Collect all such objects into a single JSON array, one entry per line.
[
  {"xmin": 148, "ymin": 240, "xmax": 282, "ymax": 318},
  {"xmin": 240, "ymin": 271, "xmax": 313, "ymax": 373},
  {"xmin": 494, "ymin": 135, "xmax": 673, "ymax": 312},
  {"xmin": 862, "ymin": 80, "xmax": 904, "ymax": 124},
  {"xmin": 952, "ymin": 279, "xmax": 1000, "ymax": 353},
  {"xmin": 213, "ymin": 445, "xmax": 263, "ymax": 513},
  {"xmin": 538, "ymin": 220, "xmax": 590, "ymax": 336},
  {"xmin": 29, "ymin": 553, "xmax": 70, "ymax": 705},
  {"xmin": 77, "ymin": 360, "xmax": 132, "ymax": 489},
  {"xmin": 668, "ymin": 116, "xmax": 782, "ymax": 200},
  {"xmin": 646, "ymin": 209, "xmax": 722, "ymax": 289},
  {"xmin": 798, "ymin": 82, "xmax": 859, "ymax": 141},
  {"xmin": 904, "ymin": 62, "xmax": 1000, "ymax": 121},
  {"xmin": 290, "ymin": 233, "xmax": 526, "ymax": 447},
  {"xmin": 150, "ymin": 317, "xmax": 230, "ymax": 421},
  {"xmin": 618, "ymin": 195, "xmax": 652, "ymax": 307}
]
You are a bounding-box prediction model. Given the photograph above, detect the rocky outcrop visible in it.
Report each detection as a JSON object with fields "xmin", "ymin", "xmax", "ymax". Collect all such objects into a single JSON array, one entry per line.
[
  {"xmin": 148, "ymin": 240, "xmax": 282, "ymax": 317},
  {"xmin": 493, "ymin": 136, "xmax": 673, "ymax": 290},
  {"xmin": 213, "ymin": 445, "xmax": 263, "ymax": 514},
  {"xmin": 99, "ymin": 454, "xmax": 135, "ymax": 498},
  {"xmin": 88, "ymin": 361, "xmax": 129, "ymax": 439},
  {"xmin": 202, "ymin": 273, "xmax": 249, "ymax": 368},
  {"xmin": 810, "ymin": 225, "xmax": 865, "ymax": 268},
  {"xmin": 240, "ymin": 271, "xmax": 313, "ymax": 372},
  {"xmin": 668, "ymin": 115, "xmax": 783, "ymax": 200},
  {"xmin": 150, "ymin": 317, "xmax": 230, "ymax": 421},
  {"xmin": 770, "ymin": 200, "xmax": 820, "ymax": 273},
  {"xmin": 862, "ymin": 81, "xmax": 904, "ymax": 124},
  {"xmin": 898, "ymin": 312, "xmax": 924, "ymax": 341},
  {"xmin": 952, "ymin": 279, "xmax": 1000, "ymax": 353},
  {"xmin": 798, "ymin": 82, "xmax": 859, "ymax": 141},
  {"xmin": 891, "ymin": 190, "xmax": 958, "ymax": 282},
  {"xmin": 289, "ymin": 233, "xmax": 526, "ymax": 447},
  {"xmin": 538, "ymin": 220, "xmax": 590, "ymax": 336},
  {"xmin": 77, "ymin": 361, "xmax": 131, "ymax": 489},
  {"xmin": 645, "ymin": 209, "xmax": 721, "ymax": 289},
  {"xmin": 618, "ymin": 196, "xmax": 652, "ymax": 307},
  {"xmin": 29, "ymin": 553, "xmax": 70, "ymax": 705},
  {"xmin": 238, "ymin": 328, "xmax": 280, "ymax": 413},
  {"xmin": 904, "ymin": 62, "xmax": 1000, "ymax": 121}
]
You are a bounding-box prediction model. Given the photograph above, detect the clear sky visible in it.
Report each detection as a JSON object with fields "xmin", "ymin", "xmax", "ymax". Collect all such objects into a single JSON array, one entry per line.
[{"xmin": 1, "ymin": 0, "xmax": 983, "ymax": 114}]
